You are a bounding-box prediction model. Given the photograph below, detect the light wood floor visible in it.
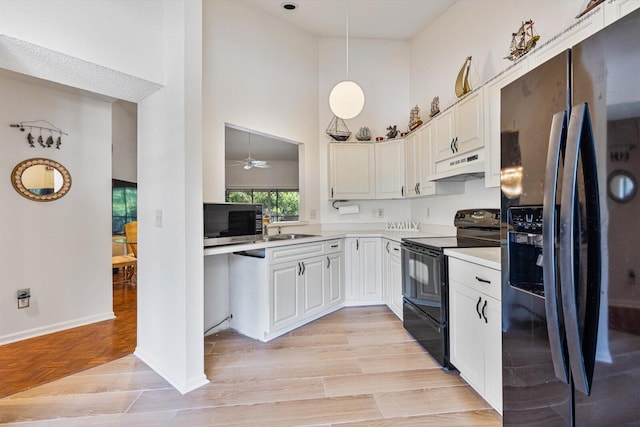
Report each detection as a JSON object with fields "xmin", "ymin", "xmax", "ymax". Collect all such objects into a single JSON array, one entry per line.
[{"xmin": 0, "ymin": 305, "xmax": 501, "ymax": 426}]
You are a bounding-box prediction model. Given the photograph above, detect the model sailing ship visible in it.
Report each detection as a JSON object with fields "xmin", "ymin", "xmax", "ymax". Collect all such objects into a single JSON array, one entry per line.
[
  {"xmin": 505, "ymin": 19, "xmax": 540, "ymax": 61},
  {"xmin": 455, "ymin": 56, "xmax": 472, "ymax": 98}
]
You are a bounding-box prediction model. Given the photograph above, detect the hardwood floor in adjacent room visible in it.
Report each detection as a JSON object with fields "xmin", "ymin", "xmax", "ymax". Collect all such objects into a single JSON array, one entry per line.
[
  {"xmin": 0, "ymin": 278, "xmax": 137, "ymax": 399},
  {"xmin": 0, "ymin": 305, "xmax": 501, "ymax": 426}
]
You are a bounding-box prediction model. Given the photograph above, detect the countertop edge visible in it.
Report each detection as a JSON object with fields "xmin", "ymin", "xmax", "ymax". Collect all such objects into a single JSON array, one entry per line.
[{"xmin": 444, "ymin": 247, "xmax": 501, "ymax": 271}]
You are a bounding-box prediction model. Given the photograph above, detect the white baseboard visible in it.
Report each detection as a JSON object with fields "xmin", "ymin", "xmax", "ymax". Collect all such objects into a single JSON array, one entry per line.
[
  {"xmin": 134, "ymin": 347, "xmax": 209, "ymax": 395},
  {"xmin": 0, "ymin": 312, "xmax": 115, "ymax": 346}
]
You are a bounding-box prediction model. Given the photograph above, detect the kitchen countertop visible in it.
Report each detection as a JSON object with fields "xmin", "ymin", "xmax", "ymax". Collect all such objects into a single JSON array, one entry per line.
[
  {"xmin": 444, "ymin": 247, "xmax": 501, "ymax": 270},
  {"xmin": 203, "ymin": 229, "xmax": 450, "ymax": 256}
]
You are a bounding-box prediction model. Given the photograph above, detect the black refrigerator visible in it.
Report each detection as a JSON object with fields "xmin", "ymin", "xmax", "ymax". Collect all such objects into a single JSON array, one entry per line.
[{"xmin": 501, "ymin": 8, "xmax": 640, "ymax": 427}]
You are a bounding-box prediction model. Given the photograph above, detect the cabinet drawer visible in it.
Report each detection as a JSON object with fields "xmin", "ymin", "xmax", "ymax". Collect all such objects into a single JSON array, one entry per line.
[
  {"xmin": 323, "ymin": 239, "xmax": 342, "ymax": 254},
  {"xmin": 448, "ymin": 257, "xmax": 501, "ymax": 301},
  {"xmin": 268, "ymin": 242, "xmax": 324, "ymax": 264}
]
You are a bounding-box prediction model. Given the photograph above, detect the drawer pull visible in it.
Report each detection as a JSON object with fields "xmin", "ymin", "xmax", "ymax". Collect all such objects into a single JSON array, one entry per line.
[
  {"xmin": 476, "ymin": 296, "xmax": 482, "ymax": 319},
  {"xmin": 475, "ymin": 276, "xmax": 491, "ymax": 284},
  {"xmin": 330, "ymin": 244, "xmax": 339, "ymax": 248},
  {"xmin": 393, "ymin": 247, "xmax": 400, "ymax": 252}
]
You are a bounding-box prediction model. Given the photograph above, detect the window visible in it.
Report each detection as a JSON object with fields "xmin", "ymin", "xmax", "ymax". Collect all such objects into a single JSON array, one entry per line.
[
  {"xmin": 226, "ymin": 189, "xmax": 299, "ymax": 222},
  {"xmin": 112, "ymin": 180, "xmax": 137, "ymax": 234}
]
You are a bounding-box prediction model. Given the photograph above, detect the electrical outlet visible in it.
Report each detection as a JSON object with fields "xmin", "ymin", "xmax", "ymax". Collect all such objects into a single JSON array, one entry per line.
[
  {"xmin": 376, "ymin": 208, "xmax": 384, "ymax": 218},
  {"xmin": 17, "ymin": 288, "xmax": 30, "ymax": 309}
]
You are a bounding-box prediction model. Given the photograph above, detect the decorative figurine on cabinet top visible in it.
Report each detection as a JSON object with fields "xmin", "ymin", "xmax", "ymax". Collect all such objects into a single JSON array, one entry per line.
[
  {"xmin": 355, "ymin": 126, "xmax": 371, "ymax": 141},
  {"xmin": 409, "ymin": 105, "xmax": 423, "ymax": 131},
  {"xmin": 430, "ymin": 96, "xmax": 440, "ymax": 117},
  {"xmin": 505, "ymin": 20, "xmax": 540, "ymax": 61},
  {"xmin": 386, "ymin": 125, "xmax": 398, "ymax": 139},
  {"xmin": 455, "ymin": 56, "xmax": 473, "ymax": 98}
]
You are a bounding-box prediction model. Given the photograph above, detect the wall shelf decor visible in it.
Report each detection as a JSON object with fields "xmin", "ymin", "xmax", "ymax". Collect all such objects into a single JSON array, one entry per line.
[{"xmin": 9, "ymin": 119, "xmax": 68, "ymax": 149}]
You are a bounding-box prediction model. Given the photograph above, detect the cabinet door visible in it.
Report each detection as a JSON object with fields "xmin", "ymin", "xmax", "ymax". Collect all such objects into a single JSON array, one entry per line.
[
  {"xmin": 416, "ymin": 122, "xmax": 435, "ymax": 196},
  {"xmin": 359, "ymin": 238, "xmax": 382, "ymax": 301},
  {"xmin": 389, "ymin": 244, "xmax": 403, "ymax": 320},
  {"xmin": 270, "ymin": 262, "xmax": 300, "ymax": 330},
  {"xmin": 449, "ymin": 281, "xmax": 485, "ymax": 393},
  {"xmin": 375, "ymin": 139, "xmax": 405, "ymax": 199},
  {"xmin": 483, "ymin": 295, "xmax": 502, "ymax": 413},
  {"xmin": 404, "ymin": 134, "xmax": 419, "ymax": 198},
  {"xmin": 382, "ymin": 239, "xmax": 392, "ymax": 305},
  {"xmin": 325, "ymin": 252, "xmax": 343, "ymax": 307},
  {"xmin": 344, "ymin": 238, "xmax": 361, "ymax": 302},
  {"xmin": 434, "ymin": 108, "xmax": 456, "ymax": 162},
  {"xmin": 301, "ymin": 257, "xmax": 325, "ymax": 317},
  {"xmin": 604, "ymin": 0, "xmax": 640, "ymax": 25},
  {"xmin": 454, "ymin": 89, "xmax": 484, "ymax": 157},
  {"xmin": 483, "ymin": 60, "xmax": 529, "ymax": 188},
  {"xmin": 329, "ymin": 144, "xmax": 375, "ymax": 200}
]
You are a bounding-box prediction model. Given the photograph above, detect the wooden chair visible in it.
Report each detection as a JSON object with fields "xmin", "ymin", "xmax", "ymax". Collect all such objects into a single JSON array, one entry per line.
[
  {"xmin": 112, "ymin": 254, "xmax": 137, "ymax": 286},
  {"xmin": 112, "ymin": 221, "xmax": 138, "ymax": 286},
  {"xmin": 124, "ymin": 221, "xmax": 138, "ymax": 257}
]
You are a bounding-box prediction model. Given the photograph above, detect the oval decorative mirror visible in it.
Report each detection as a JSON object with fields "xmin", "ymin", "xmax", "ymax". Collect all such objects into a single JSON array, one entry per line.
[
  {"xmin": 11, "ymin": 158, "xmax": 72, "ymax": 202},
  {"xmin": 607, "ymin": 170, "xmax": 636, "ymax": 203}
]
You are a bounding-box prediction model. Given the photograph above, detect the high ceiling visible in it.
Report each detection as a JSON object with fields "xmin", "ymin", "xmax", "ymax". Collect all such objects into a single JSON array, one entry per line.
[{"xmin": 242, "ymin": 0, "xmax": 458, "ymax": 40}]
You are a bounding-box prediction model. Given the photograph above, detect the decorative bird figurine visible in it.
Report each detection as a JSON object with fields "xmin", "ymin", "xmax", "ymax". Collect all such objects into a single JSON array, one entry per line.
[
  {"xmin": 37, "ymin": 135, "xmax": 45, "ymax": 147},
  {"xmin": 27, "ymin": 133, "xmax": 35, "ymax": 147},
  {"xmin": 56, "ymin": 136, "xmax": 62, "ymax": 149},
  {"xmin": 46, "ymin": 135, "xmax": 54, "ymax": 147}
]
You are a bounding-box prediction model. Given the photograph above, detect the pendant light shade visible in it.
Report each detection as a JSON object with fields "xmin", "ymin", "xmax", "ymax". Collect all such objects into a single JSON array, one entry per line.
[
  {"xmin": 329, "ymin": 80, "xmax": 365, "ymax": 119},
  {"xmin": 329, "ymin": 0, "xmax": 365, "ymax": 119}
]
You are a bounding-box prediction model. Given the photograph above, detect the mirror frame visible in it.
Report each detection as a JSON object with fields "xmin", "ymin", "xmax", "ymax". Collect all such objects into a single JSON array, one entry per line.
[
  {"xmin": 11, "ymin": 158, "xmax": 72, "ymax": 202},
  {"xmin": 607, "ymin": 169, "xmax": 636, "ymax": 204}
]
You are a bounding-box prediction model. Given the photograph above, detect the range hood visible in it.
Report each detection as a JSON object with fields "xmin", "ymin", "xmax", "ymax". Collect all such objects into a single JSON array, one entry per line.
[{"xmin": 429, "ymin": 148, "xmax": 485, "ymax": 182}]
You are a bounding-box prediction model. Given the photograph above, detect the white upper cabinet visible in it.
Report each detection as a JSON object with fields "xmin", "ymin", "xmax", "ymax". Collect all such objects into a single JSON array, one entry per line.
[
  {"xmin": 329, "ymin": 143, "xmax": 375, "ymax": 200},
  {"xmin": 404, "ymin": 132, "xmax": 419, "ymax": 198},
  {"xmin": 405, "ymin": 122, "xmax": 464, "ymax": 197},
  {"xmin": 434, "ymin": 90, "xmax": 484, "ymax": 163},
  {"xmin": 375, "ymin": 138, "xmax": 405, "ymax": 199},
  {"xmin": 483, "ymin": 59, "xmax": 529, "ymax": 188},
  {"xmin": 604, "ymin": 0, "xmax": 640, "ymax": 25}
]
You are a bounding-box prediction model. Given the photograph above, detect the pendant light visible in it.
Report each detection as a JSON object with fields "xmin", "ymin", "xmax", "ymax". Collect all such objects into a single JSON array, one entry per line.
[{"xmin": 329, "ymin": 0, "xmax": 365, "ymax": 120}]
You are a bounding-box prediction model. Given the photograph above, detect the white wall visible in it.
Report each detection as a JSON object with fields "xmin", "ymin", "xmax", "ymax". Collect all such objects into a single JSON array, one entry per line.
[
  {"xmin": 0, "ymin": 0, "xmax": 164, "ymax": 84},
  {"xmin": 203, "ymin": 0, "xmax": 319, "ymax": 214},
  {"xmin": 226, "ymin": 160, "xmax": 299, "ymax": 189},
  {"xmin": 319, "ymin": 37, "xmax": 413, "ymax": 227},
  {"xmin": 0, "ymin": 0, "xmax": 206, "ymax": 395},
  {"xmin": 408, "ymin": 0, "xmax": 584, "ymax": 227},
  {"xmin": 136, "ymin": 0, "xmax": 207, "ymax": 394},
  {"xmin": 0, "ymin": 72, "xmax": 113, "ymax": 344},
  {"xmin": 112, "ymin": 101, "xmax": 137, "ymax": 182}
]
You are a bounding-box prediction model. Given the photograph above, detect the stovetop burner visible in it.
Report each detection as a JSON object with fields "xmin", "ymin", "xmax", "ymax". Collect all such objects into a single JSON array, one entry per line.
[{"xmin": 402, "ymin": 208, "xmax": 500, "ymax": 250}]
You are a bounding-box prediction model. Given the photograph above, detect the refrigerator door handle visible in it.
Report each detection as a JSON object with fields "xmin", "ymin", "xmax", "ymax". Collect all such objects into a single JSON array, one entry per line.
[
  {"xmin": 543, "ymin": 110, "xmax": 570, "ymax": 384},
  {"xmin": 559, "ymin": 103, "xmax": 601, "ymax": 396}
]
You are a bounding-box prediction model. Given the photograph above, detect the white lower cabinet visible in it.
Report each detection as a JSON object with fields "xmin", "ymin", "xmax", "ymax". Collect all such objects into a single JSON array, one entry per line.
[
  {"xmin": 231, "ymin": 239, "xmax": 344, "ymax": 342},
  {"xmin": 344, "ymin": 237, "xmax": 382, "ymax": 304},
  {"xmin": 448, "ymin": 256, "xmax": 502, "ymax": 414},
  {"xmin": 382, "ymin": 239, "xmax": 403, "ymax": 319}
]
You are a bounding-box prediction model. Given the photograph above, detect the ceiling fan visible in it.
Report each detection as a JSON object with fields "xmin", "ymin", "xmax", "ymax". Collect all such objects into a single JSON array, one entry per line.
[{"xmin": 228, "ymin": 133, "xmax": 271, "ymax": 170}]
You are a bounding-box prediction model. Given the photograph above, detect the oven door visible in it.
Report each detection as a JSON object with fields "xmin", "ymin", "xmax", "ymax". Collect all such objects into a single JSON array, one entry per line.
[{"xmin": 401, "ymin": 243, "xmax": 443, "ymax": 322}]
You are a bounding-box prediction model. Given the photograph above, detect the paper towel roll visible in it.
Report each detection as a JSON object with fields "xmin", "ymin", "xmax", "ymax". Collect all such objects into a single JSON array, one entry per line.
[{"xmin": 338, "ymin": 204, "xmax": 360, "ymax": 214}]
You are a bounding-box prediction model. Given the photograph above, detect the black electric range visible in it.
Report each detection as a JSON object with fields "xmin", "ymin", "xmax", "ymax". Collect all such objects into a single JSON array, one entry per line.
[{"xmin": 400, "ymin": 209, "xmax": 500, "ymax": 368}]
